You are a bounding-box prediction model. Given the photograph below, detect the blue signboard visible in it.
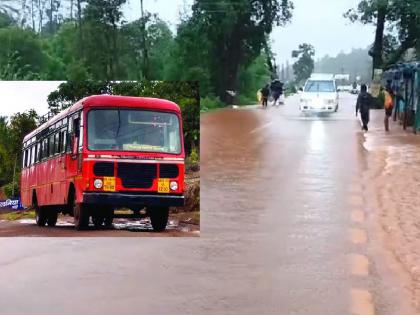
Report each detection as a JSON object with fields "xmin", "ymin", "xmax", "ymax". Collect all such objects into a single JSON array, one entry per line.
[{"xmin": 0, "ymin": 198, "xmax": 24, "ymax": 210}]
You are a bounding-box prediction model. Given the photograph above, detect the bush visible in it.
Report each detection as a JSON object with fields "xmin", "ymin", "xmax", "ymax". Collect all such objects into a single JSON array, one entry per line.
[
  {"xmin": 186, "ymin": 147, "xmax": 200, "ymax": 172},
  {"xmin": 200, "ymin": 96, "xmax": 225, "ymax": 111},
  {"xmin": 236, "ymin": 94, "xmax": 257, "ymax": 105},
  {"xmin": 3, "ymin": 181, "xmax": 19, "ymax": 198}
]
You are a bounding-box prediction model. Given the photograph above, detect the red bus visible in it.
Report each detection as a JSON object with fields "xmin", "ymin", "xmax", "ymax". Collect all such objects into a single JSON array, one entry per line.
[{"xmin": 21, "ymin": 95, "xmax": 185, "ymax": 231}]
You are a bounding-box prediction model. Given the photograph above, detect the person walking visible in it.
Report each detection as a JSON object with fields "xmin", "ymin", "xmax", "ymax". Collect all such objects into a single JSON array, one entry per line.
[
  {"xmin": 383, "ymin": 86, "xmax": 394, "ymax": 131},
  {"xmin": 356, "ymin": 84, "xmax": 374, "ymax": 131},
  {"xmin": 270, "ymin": 80, "xmax": 283, "ymax": 106},
  {"xmin": 261, "ymin": 84, "xmax": 270, "ymax": 108}
]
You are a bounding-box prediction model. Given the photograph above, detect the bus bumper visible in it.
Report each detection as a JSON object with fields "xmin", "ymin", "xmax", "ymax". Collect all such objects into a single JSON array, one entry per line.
[{"xmin": 83, "ymin": 192, "xmax": 185, "ymax": 207}]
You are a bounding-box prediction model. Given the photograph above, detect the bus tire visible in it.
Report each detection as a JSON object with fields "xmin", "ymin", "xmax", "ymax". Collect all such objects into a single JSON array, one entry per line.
[
  {"xmin": 148, "ymin": 207, "xmax": 169, "ymax": 232},
  {"xmin": 103, "ymin": 208, "xmax": 114, "ymax": 228},
  {"xmin": 47, "ymin": 209, "xmax": 58, "ymax": 227},
  {"xmin": 92, "ymin": 214, "xmax": 104, "ymax": 228},
  {"xmin": 35, "ymin": 206, "xmax": 48, "ymax": 227},
  {"xmin": 74, "ymin": 203, "xmax": 89, "ymax": 230}
]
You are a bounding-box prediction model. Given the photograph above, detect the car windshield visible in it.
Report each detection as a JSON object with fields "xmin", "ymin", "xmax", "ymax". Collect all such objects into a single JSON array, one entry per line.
[
  {"xmin": 304, "ymin": 80, "xmax": 335, "ymax": 93},
  {"xmin": 87, "ymin": 109, "xmax": 181, "ymax": 154}
]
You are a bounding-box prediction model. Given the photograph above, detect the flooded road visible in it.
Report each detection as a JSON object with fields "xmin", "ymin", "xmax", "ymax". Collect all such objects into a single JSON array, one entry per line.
[{"xmin": 0, "ymin": 94, "xmax": 417, "ymax": 315}]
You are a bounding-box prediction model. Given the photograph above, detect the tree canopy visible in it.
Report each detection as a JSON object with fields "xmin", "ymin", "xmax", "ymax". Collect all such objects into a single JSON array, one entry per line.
[
  {"xmin": 345, "ymin": 0, "xmax": 419, "ymax": 72},
  {"xmin": 292, "ymin": 43, "xmax": 315, "ymax": 84}
]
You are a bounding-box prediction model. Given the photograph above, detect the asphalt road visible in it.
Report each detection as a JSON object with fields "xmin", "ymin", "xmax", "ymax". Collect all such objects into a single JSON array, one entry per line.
[
  {"xmin": 0, "ymin": 93, "xmax": 417, "ymax": 315},
  {"xmin": 0, "ymin": 215, "xmax": 199, "ymax": 236}
]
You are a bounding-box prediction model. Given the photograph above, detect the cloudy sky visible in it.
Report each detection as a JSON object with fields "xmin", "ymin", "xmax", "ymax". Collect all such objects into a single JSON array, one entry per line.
[
  {"xmin": 0, "ymin": 0, "xmax": 375, "ymax": 117},
  {"xmin": 0, "ymin": 81, "xmax": 63, "ymax": 118}
]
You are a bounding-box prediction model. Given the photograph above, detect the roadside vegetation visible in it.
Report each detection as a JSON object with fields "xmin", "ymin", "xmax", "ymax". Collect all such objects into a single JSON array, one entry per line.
[{"xmin": 0, "ymin": 209, "xmax": 35, "ymax": 220}]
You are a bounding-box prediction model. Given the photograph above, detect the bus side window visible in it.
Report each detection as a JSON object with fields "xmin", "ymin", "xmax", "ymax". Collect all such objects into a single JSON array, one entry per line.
[
  {"xmin": 23, "ymin": 150, "xmax": 27, "ymax": 168},
  {"xmin": 31, "ymin": 146, "xmax": 35, "ymax": 165},
  {"xmin": 61, "ymin": 130, "xmax": 67, "ymax": 153},
  {"xmin": 36, "ymin": 142, "xmax": 41, "ymax": 162},
  {"xmin": 55, "ymin": 132, "xmax": 60, "ymax": 154},
  {"xmin": 33, "ymin": 145, "xmax": 37, "ymax": 164},
  {"xmin": 49, "ymin": 135, "xmax": 54, "ymax": 157},
  {"xmin": 28, "ymin": 147, "xmax": 32, "ymax": 166},
  {"xmin": 43, "ymin": 138, "xmax": 48, "ymax": 160}
]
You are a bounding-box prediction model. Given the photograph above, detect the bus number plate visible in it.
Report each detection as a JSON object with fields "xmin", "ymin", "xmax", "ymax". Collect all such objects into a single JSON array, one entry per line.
[
  {"xmin": 103, "ymin": 177, "xmax": 116, "ymax": 192},
  {"xmin": 158, "ymin": 178, "xmax": 170, "ymax": 193}
]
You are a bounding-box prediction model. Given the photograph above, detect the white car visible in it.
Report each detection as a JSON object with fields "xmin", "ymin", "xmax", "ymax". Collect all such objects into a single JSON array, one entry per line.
[{"xmin": 299, "ymin": 74, "xmax": 339, "ymax": 113}]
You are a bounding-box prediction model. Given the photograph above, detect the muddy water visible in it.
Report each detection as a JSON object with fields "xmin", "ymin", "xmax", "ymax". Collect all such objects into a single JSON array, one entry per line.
[
  {"xmin": 201, "ymin": 95, "xmax": 366, "ymax": 314},
  {"xmin": 361, "ymin": 111, "xmax": 420, "ymax": 312}
]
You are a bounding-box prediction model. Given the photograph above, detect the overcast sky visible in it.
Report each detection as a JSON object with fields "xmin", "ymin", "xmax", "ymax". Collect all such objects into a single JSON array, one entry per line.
[
  {"xmin": 271, "ymin": 0, "xmax": 376, "ymax": 66},
  {"xmin": 0, "ymin": 81, "xmax": 63, "ymax": 118},
  {"xmin": 0, "ymin": 0, "xmax": 376, "ymax": 117}
]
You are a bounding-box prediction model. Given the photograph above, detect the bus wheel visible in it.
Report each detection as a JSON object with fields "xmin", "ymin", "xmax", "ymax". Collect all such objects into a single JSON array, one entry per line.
[
  {"xmin": 148, "ymin": 207, "xmax": 169, "ymax": 232},
  {"xmin": 47, "ymin": 209, "xmax": 58, "ymax": 227},
  {"xmin": 103, "ymin": 208, "xmax": 114, "ymax": 228},
  {"xmin": 74, "ymin": 203, "xmax": 89, "ymax": 230},
  {"xmin": 92, "ymin": 215, "xmax": 104, "ymax": 228},
  {"xmin": 35, "ymin": 206, "xmax": 48, "ymax": 227}
]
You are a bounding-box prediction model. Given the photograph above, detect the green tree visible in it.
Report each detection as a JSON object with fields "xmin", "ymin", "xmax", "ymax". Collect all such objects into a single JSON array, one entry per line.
[
  {"xmin": 0, "ymin": 11, "xmax": 16, "ymax": 28},
  {"xmin": 9, "ymin": 110, "xmax": 38, "ymax": 160},
  {"xmin": 0, "ymin": 27, "xmax": 46, "ymax": 76},
  {"xmin": 183, "ymin": 0, "xmax": 294, "ymax": 104},
  {"xmin": 120, "ymin": 16, "xmax": 174, "ymax": 80},
  {"xmin": 345, "ymin": 0, "xmax": 419, "ymax": 70},
  {"xmin": 0, "ymin": 110, "xmax": 38, "ymax": 189},
  {"xmin": 82, "ymin": 0, "xmax": 126, "ymax": 79},
  {"xmin": 165, "ymin": 17, "xmax": 212, "ymax": 96},
  {"xmin": 292, "ymin": 43, "xmax": 315, "ymax": 84}
]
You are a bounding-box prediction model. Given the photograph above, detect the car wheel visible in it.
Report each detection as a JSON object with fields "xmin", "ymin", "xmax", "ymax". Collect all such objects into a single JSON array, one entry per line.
[{"xmin": 148, "ymin": 207, "xmax": 169, "ymax": 232}]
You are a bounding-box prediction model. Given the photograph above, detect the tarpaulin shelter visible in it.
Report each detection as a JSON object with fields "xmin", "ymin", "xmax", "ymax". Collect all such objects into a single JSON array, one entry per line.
[{"xmin": 383, "ymin": 62, "xmax": 420, "ymax": 132}]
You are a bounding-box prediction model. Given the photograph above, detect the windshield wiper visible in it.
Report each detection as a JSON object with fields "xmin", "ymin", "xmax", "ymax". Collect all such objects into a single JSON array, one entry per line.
[{"xmin": 116, "ymin": 109, "xmax": 121, "ymax": 138}]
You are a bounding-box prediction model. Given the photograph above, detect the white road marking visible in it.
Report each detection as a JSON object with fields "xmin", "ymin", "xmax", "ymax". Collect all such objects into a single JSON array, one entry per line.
[{"xmin": 250, "ymin": 122, "xmax": 273, "ymax": 134}]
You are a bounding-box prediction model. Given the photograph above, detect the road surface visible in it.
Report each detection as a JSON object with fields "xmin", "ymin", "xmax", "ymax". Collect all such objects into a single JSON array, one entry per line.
[
  {"xmin": 0, "ymin": 214, "xmax": 199, "ymax": 236},
  {"xmin": 0, "ymin": 93, "xmax": 417, "ymax": 315}
]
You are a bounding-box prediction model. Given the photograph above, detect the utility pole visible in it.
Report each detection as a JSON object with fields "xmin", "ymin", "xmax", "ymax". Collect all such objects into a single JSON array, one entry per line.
[{"xmin": 140, "ymin": 0, "xmax": 149, "ymax": 79}]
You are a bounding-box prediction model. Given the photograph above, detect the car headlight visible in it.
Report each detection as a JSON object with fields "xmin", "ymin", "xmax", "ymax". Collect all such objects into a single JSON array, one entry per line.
[
  {"xmin": 94, "ymin": 179, "xmax": 103, "ymax": 189},
  {"xmin": 170, "ymin": 181, "xmax": 178, "ymax": 191}
]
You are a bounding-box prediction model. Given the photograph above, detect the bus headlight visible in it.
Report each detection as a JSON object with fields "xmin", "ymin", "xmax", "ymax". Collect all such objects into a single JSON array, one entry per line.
[
  {"xmin": 170, "ymin": 181, "xmax": 178, "ymax": 191},
  {"xmin": 94, "ymin": 179, "xmax": 103, "ymax": 189}
]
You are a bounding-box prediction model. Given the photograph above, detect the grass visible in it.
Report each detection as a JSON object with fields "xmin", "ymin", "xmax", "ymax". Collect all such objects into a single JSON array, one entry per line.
[{"xmin": 0, "ymin": 210, "xmax": 36, "ymax": 221}]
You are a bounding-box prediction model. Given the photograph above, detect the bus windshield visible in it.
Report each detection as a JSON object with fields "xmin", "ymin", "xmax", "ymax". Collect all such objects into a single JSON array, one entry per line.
[
  {"xmin": 304, "ymin": 80, "xmax": 335, "ymax": 93},
  {"xmin": 87, "ymin": 109, "xmax": 181, "ymax": 154}
]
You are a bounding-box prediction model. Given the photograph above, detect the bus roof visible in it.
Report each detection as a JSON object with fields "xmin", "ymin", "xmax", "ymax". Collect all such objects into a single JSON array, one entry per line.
[{"xmin": 23, "ymin": 95, "xmax": 182, "ymax": 142}]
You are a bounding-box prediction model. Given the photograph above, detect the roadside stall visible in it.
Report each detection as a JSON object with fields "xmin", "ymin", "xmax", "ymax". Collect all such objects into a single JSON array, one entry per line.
[{"xmin": 383, "ymin": 62, "xmax": 420, "ymax": 133}]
